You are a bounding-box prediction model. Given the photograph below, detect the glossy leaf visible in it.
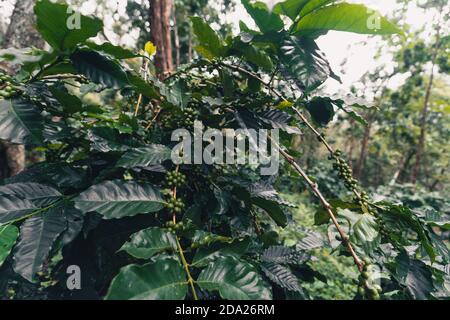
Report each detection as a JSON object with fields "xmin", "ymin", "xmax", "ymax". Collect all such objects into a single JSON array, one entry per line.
[
  {"xmin": 0, "ymin": 224, "xmax": 19, "ymax": 267},
  {"xmin": 280, "ymin": 36, "xmax": 336, "ymax": 92},
  {"xmin": 116, "ymin": 145, "xmax": 172, "ymax": 169},
  {"xmin": 120, "ymin": 227, "xmax": 177, "ymax": 259},
  {"xmin": 192, "ymin": 238, "xmax": 250, "ymax": 267},
  {"xmin": 393, "ymin": 252, "xmax": 434, "ymax": 300},
  {"xmin": 261, "ymin": 262, "xmax": 303, "ymax": 293},
  {"xmin": 13, "ymin": 204, "xmax": 67, "ymax": 281},
  {"xmin": 0, "ymin": 195, "xmax": 38, "ymax": 225},
  {"xmin": 105, "ymin": 257, "xmax": 187, "ymax": 300},
  {"xmin": 0, "ymin": 98, "xmax": 43, "ymax": 144},
  {"xmin": 70, "ymin": 50, "xmax": 128, "ymax": 88},
  {"xmin": 294, "ymin": 3, "xmax": 401, "ymax": 37},
  {"xmin": 0, "ymin": 183, "xmax": 62, "ymax": 207},
  {"xmin": 197, "ymin": 256, "xmax": 272, "ymax": 300},
  {"xmin": 86, "ymin": 42, "xmax": 139, "ymax": 59},
  {"xmin": 305, "ymin": 96, "xmax": 335, "ymax": 125},
  {"xmin": 74, "ymin": 180, "xmax": 165, "ymax": 219}
]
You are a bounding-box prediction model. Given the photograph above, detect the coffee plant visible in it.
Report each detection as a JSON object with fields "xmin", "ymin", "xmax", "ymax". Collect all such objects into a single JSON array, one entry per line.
[{"xmin": 0, "ymin": 0, "xmax": 448, "ymax": 300}]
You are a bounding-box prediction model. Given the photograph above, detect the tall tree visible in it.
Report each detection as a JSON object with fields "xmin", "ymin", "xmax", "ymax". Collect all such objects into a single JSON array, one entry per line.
[
  {"xmin": 0, "ymin": 0, "xmax": 44, "ymax": 179},
  {"xmin": 410, "ymin": 0, "xmax": 448, "ymax": 183},
  {"xmin": 149, "ymin": 0, "xmax": 174, "ymax": 78}
]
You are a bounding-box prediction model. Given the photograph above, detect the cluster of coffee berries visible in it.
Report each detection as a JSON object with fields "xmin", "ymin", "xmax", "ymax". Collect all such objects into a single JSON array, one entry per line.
[
  {"xmin": 357, "ymin": 190, "xmax": 370, "ymax": 207},
  {"xmin": 165, "ymin": 170, "xmax": 186, "ymax": 187},
  {"xmin": 376, "ymin": 214, "xmax": 388, "ymax": 238},
  {"xmin": 0, "ymin": 72, "xmax": 21, "ymax": 99},
  {"xmin": 165, "ymin": 197, "xmax": 185, "ymax": 213},
  {"xmin": 357, "ymin": 258, "xmax": 382, "ymax": 300},
  {"xmin": 165, "ymin": 220, "xmax": 189, "ymax": 232},
  {"xmin": 180, "ymin": 107, "xmax": 199, "ymax": 128},
  {"xmin": 331, "ymin": 150, "xmax": 358, "ymax": 190},
  {"xmin": 160, "ymin": 107, "xmax": 199, "ymax": 129}
]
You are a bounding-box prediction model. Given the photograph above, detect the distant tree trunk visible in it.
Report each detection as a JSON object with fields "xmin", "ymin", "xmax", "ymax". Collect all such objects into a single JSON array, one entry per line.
[
  {"xmin": 0, "ymin": 0, "xmax": 44, "ymax": 179},
  {"xmin": 172, "ymin": 4, "xmax": 180, "ymax": 68},
  {"xmin": 410, "ymin": 34, "xmax": 441, "ymax": 184},
  {"xmin": 149, "ymin": 0, "xmax": 174, "ymax": 79},
  {"xmin": 4, "ymin": 0, "xmax": 45, "ymax": 49},
  {"xmin": 354, "ymin": 116, "xmax": 373, "ymax": 179},
  {"xmin": 188, "ymin": 30, "xmax": 193, "ymax": 62},
  {"xmin": 390, "ymin": 150, "xmax": 414, "ymax": 185},
  {"xmin": 346, "ymin": 119, "xmax": 356, "ymax": 169}
]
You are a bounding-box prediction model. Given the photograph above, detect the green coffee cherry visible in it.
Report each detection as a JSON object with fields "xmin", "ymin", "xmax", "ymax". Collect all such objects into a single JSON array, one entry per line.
[
  {"xmin": 165, "ymin": 170, "xmax": 186, "ymax": 188},
  {"xmin": 165, "ymin": 197, "xmax": 185, "ymax": 213}
]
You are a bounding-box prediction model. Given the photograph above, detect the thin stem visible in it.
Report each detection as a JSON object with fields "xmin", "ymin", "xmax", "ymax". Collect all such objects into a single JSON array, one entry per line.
[
  {"xmin": 272, "ymin": 138, "xmax": 363, "ymax": 271},
  {"xmin": 145, "ymin": 108, "xmax": 161, "ymax": 130},
  {"xmin": 219, "ymin": 61, "xmax": 378, "ymax": 211},
  {"xmin": 28, "ymin": 57, "xmax": 63, "ymax": 83},
  {"xmin": 184, "ymin": 61, "xmax": 367, "ymax": 270},
  {"xmin": 175, "ymin": 237, "xmax": 198, "ymax": 300},
  {"xmin": 134, "ymin": 60, "xmax": 149, "ymax": 117}
]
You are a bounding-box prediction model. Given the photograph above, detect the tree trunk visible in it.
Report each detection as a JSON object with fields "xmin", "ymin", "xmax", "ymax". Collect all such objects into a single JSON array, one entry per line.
[
  {"xmin": 346, "ymin": 119, "xmax": 356, "ymax": 169},
  {"xmin": 354, "ymin": 117, "xmax": 373, "ymax": 179},
  {"xmin": 1, "ymin": 0, "xmax": 44, "ymax": 179},
  {"xmin": 411, "ymin": 22, "xmax": 441, "ymax": 183},
  {"xmin": 390, "ymin": 150, "xmax": 414, "ymax": 185},
  {"xmin": 149, "ymin": 0, "xmax": 174, "ymax": 79},
  {"xmin": 172, "ymin": 4, "xmax": 180, "ymax": 68}
]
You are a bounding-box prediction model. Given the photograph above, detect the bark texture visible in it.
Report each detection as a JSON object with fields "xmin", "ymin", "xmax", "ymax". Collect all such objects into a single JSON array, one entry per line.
[
  {"xmin": 149, "ymin": 0, "xmax": 174, "ymax": 79},
  {"xmin": 1, "ymin": 0, "xmax": 44, "ymax": 178}
]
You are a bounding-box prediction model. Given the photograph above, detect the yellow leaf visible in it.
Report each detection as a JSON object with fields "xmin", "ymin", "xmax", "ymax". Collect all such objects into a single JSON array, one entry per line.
[
  {"xmin": 194, "ymin": 45, "xmax": 215, "ymax": 60},
  {"xmin": 144, "ymin": 41, "xmax": 157, "ymax": 56},
  {"xmin": 276, "ymin": 100, "xmax": 294, "ymax": 109}
]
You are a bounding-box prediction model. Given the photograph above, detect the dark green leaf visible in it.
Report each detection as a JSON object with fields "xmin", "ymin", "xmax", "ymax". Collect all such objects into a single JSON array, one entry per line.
[
  {"xmin": 305, "ymin": 96, "xmax": 335, "ymax": 125},
  {"xmin": 261, "ymin": 262, "xmax": 303, "ymax": 293},
  {"xmin": 192, "ymin": 238, "xmax": 250, "ymax": 267},
  {"xmin": 116, "ymin": 145, "xmax": 172, "ymax": 169},
  {"xmin": 394, "ymin": 252, "xmax": 434, "ymax": 300},
  {"xmin": 12, "ymin": 204, "xmax": 67, "ymax": 281},
  {"xmin": 0, "ymin": 183, "xmax": 62, "ymax": 207},
  {"xmin": 197, "ymin": 256, "xmax": 272, "ymax": 300},
  {"xmin": 262, "ymin": 246, "xmax": 310, "ymax": 265},
  {"xmin": 74, "ymin": 180, "xmax": 165, "ymax": 219},
  {"xmin": 49, "ymin": 87, "xmax": 83, "ymax": 114},
  {"xmin": 120, "ymin": 227, "xmax": 177, "ymax": 259},
  {"xmin": 105, "ymin": 257, "xmax": 187, "ymax": 300},
  {"xmin": 0, "ymin": 98, "xmax": 43, "ymax": 144},
  {"xmin": 70, "ymin": 50, "xmax": 128, "ymax": 88},
  {"xmin": 0, "ymin": 195, "xmax": 38, "ymax": 225},
  {"xmin": 280, "ymin": 36, "xmax": 336, "ymax": 92},
  {"xmin": 86, "ymin": 42, "xmax": 139, "ymax": 59},
  {"xmin": 259, "ymin": 109, "xmax": 302, "ymax": 134}
]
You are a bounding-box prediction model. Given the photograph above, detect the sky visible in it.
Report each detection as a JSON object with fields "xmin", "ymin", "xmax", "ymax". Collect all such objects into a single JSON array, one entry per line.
[{"xmin": 0, "ymin": 0, "xmax": 441, "ymax": 97}]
